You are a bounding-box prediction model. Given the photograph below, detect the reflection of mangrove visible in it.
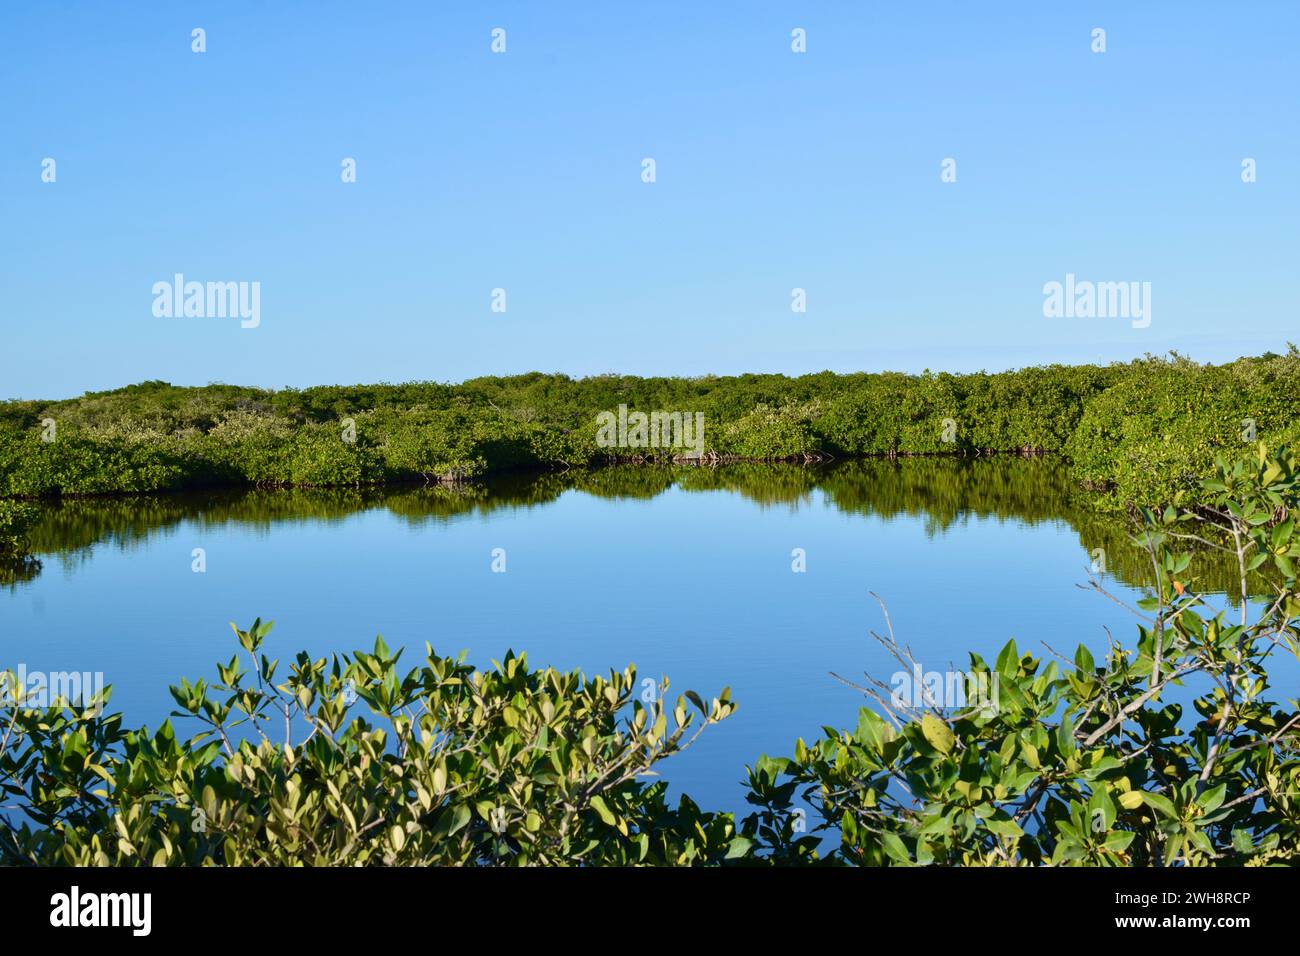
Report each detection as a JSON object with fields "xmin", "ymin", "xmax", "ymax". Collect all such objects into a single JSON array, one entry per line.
[
  {"xmin": 673, "ymin": 462, "xmax": 820, "ymax": 506},
  {"xmin": 572, "ymin": 467, "xmax": 678, "ymax": 500},
  {"xmin": 819, "ymin": 457, "xmax": 1077, "ymax": 531},
  {"xmin": 26, "ymin": 488, "xmax": 394, "ymax": 554},
  {"xmin": 0, "ymin": 501, "xmax": 41, "ymax": 587},
  {"xmin": 0, "ymin": 554, "xmax": 41, "ymax": 588},
  {"xmin": 17, "ymin": 460, "xmax": 1251, "ymax": 596}
]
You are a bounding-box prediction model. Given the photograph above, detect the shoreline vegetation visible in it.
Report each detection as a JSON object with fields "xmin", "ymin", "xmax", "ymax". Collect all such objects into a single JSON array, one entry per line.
[
  {"xmin": 3, "ymin": 351, "xmax": 1297, "ymax": 511},
  {"xmin": 3, "ymin": 449, "xmax": 1299, "ymax": 866},
  {"xmin": 3, "ymin": 349, "xmax": 1298, "ymax": 586}
]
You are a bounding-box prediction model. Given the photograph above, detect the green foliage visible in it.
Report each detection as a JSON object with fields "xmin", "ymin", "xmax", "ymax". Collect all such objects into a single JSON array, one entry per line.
[
  {"xmin": 283, "ymin": 423, "xmax": 380, "ymax": 487},
  {"xmin": 377, "ymin": 407, "xmax": 566, "ymax": 481},
  {"xmin": 715, "ymin": 402, "xmax": 822, "ymax": 459},
  {"xmin": 1066, "ymin": 350, "xmax": 1300, "ymax": 508},
  {"xmin": 0, "ymin": 621, "xmax": 740, "ymax": 866},
  {"xmin": 744, "ymin": 446, "xmax": 1300, "ymax": 866},
  {"xmin": 1, "ymin": 353, "xmax": 1293, "ymax": 505},
  {"xmin": 0, "ymin": 425, "xmax": 194, "ymax": 496}
]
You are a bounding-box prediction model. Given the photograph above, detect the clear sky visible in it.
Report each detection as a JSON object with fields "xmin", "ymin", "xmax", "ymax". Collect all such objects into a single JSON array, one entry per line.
[{"xmin": 2, "ymin": 1, "xmax": 1296, "ymax": 400}]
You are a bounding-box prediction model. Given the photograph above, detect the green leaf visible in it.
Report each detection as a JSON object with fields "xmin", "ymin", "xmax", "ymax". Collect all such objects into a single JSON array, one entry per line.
[
  {"xmin": 920, "ymin": 714, "xmax": 956, "ymax": 755},
  {"xmin": 995, "ymin": 640, "xmax": 1020, "ymax": 679},
  {"xmin": 1196, "ymin": 783, "xmax": 1227, "ymax": 814},
  {"xmin": 1103, "ymin": 830, "xmax": 1135, "ymax": 852},
  {"xmin": 589, "ymin": 795, "xmax": 617, "ymax": 826},
  {"xmin": 984, "ymin": 815, "xmax": 1022, "ymax": 839},
  {"xmin": 880, "ymin": 831, "xmax": 912, "ymax": 865},
  {"xmin": 1141, "ymin": 792, "xmax": 1178, "ymax": 820},
  {"xmin": 1118, "ymin": 790, "xmax": 1145, "ymax": 811},
  {"xmin": 725, "ymin": 836, "xmax": 753, "ymax": 859},
  {"xmin": 447, "ymin": 803, "xmax": 472, "ymax": 836}
]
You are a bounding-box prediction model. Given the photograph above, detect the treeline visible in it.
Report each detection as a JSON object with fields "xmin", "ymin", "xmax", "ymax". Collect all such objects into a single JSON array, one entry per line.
[{"xmin": 2, "ymin": 350, "xmax": 1297, "ymax": 507}]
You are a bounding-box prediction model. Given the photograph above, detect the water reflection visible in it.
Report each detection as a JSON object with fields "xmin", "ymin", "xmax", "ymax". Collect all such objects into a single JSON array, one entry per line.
[{"xmin": 10, "ymin": 458, "xmax": 1246, "ymax": 595}]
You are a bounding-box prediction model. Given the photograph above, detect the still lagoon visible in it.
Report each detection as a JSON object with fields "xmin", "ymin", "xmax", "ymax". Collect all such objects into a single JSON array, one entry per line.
[{"xmin": 5, "ymin": 458, "xmax": 1272, "ymax": 813}]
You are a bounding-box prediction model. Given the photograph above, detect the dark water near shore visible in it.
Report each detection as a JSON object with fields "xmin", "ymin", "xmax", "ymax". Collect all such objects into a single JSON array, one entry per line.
[{"xmin": 0, "ymin": 459, "xmax": 1282, "ymax": 813}]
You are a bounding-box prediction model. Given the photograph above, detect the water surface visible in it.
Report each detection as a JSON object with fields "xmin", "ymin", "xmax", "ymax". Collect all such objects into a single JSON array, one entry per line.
[{"xmin": 1, "ymin": 459, "xmax": 1262, "ymax": 812}]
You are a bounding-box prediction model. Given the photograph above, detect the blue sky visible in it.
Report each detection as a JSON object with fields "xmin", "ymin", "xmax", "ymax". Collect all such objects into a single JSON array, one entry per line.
[{"xmin": 2, "ymin": 1, "xmax": 1296, "ymax": 400}]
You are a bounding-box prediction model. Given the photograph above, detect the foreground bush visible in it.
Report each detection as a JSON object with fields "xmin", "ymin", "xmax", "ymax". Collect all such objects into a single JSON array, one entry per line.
[
  {"xmin": 0, "ymin": 624, "xmax": 739, "ymax": 866},
  {"xmin": 3, "ymin": 450, "xmax": 1298, "ymax": 866},
  {"xmin": 745, "ymin": 447, "xmax": 1300, "ymax": 865}
]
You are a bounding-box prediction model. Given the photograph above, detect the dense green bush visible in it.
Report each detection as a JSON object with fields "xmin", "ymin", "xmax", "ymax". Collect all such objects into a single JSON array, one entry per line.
[
  {"xmin": 1066, "ymin": 352, "xmax": 1300, "ymax": 508},
  {"xmin": 0, "ymin": 351, "xmax": 1294, "ymax": 508},
  {"xmin": 0, "ymin": 621, "xmax": 740, "ymax": 866},
  {"xmin": 377, "ymin": 407, "xmax": 568, "ymax": 481},
  {"xmin": 196, "ymin": 410, "xmax": 296, "ymax": 485},
  {"xmin": 715, "ymin": 402, "xmax": 823, "ymax": 459},
  {"xmin": 0, "ymin": 426, "xmax": 195, "ymax": 496}
]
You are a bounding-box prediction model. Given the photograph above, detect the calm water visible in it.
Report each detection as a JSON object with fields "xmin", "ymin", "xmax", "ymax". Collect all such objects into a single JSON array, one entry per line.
[{"xmin": 0, "ymin": 459, "xmax": 1272, "ymax": 813}]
